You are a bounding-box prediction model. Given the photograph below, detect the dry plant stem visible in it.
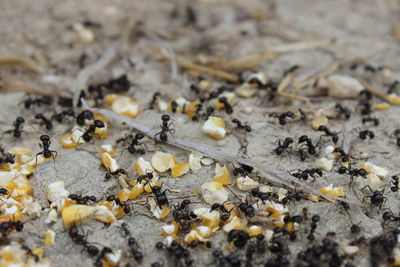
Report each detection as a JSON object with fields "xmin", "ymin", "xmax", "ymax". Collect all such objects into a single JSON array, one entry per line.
[
  {"xmin": 362, "ymin": 82, "xmax": 396, "ymax": 104},
  {"xmin": 211, "ymin": 40, "xmax": 335, "ymax": 72},
  {"xmin": 0, "ymin": 56, "xmax": 45, "ymax": 73},
  {"xmin": 170, "ymin": 56, "xmax": 239, "ymax": 83},
  {"xmin": 0, "ymin": 70, "xmax": 51, "ymax": 96},
  {"xmin": 276, "ymin": 91, "xmax": 310, "ymax": 102},
  {"xmin": 72, "ymin": 45, "xmax": 117, "ymax": 107},
  {"xmin": 91, "ymin": 107, "xmax": 362, "ymax": 206}
]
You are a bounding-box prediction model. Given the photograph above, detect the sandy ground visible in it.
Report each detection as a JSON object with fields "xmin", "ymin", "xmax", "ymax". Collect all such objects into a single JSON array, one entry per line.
[{"xmin": 1, "ymin": 0, "xmax": 400, "ymax": 266}]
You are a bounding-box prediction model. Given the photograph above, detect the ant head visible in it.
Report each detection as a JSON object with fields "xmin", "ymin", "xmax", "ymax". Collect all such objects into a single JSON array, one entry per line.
[
  {"xmin": 94, "ymin": 120, "xmax": 105, "ymax": 128},
  {"xmin": 35, "ymin": 113, "xmax": 44, "ymax": 119},
  {"xmin": 218, "ymin": 96, "xmax": 228, "ymax": 103},
  {"xmin": 232, "ymin": 119, "xmax": 239, "ymax": 124},
  {"xmin": 135, "ymin": 133, "xmax": 145, "ymax": 139},
  {"xmin": 16, "ymin": 117, "xmax": 25, "ymax": 123},
  {"xmin": 40, "ymin": 135, "xmax": 50, "ymax": 142},
  {"xmin": 161, "ymin": 114, "xmax": 170, "ymax": 121},
  {"xmin": 318, "ymin": 125, "xmax": 328, "ymax": 131}
]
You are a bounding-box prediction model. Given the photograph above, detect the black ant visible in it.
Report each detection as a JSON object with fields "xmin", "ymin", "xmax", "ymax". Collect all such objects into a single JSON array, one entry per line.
[
  {"xmin": 149, "ymin": 92, "xmax": 160, "ymax": 109},
  {"xmin": 282, "ymin": 192, "xmax": 302, "ymax": 205},
  {"xmin": 362, "ymin": 117, "xmax": 379, "ymax": 126},
  {"xmin": 204, "ymin": 106, "xmax": 214, "ymax": 119},
  {"xmin": 57, "ymin": 96, "xmax": 73, "ymax": 107},
  {"xmin": 275, "ymin": 137, "xmax": 293, "ymax": 155},
  {"xmin": 128, "ymin": 236, "xmax": 144, "ymax": 262},
  {"xmin": 23, "ymin": 96, "xmax": 52, "ymax": 109},
  {"xmin": 0, "ymin": 221, "xmax": 24, "ymax": 233},
  {"xmin": 36, "ymin": 135, "xmax": 57, "ymax": 161},
  {"xmin": 288, "ymin": 168, "xmax": 323, "ymax": 181},
  {"xmin": 337, "ymin": 166, "xmax": 367, "ymax": 184},
  {"xmin": 362, "ymin": 186, "xmax": 386, "ymax": 208},
  {"xmin": 81, "ymin": 120, "xmax": 105, "ymax": 142},
  {"xmin": 0, "ymin": 188, "xmax": 8, "ymax": 196},
  {"xmin": 333, "ymin": 147, "xmax": 349, "ymax": 163},
  {"xmin": 126, "ymin": 133, "xmax": 145, "ymax": 154},
  {"xmin": 335, "ymin": 103, "xmax": 351, "ymax": 119},
  {"xmin": 359, "ymin": 130, "xmax": 375, "ymax": 140},
  {"xmin": 228, "ymin": 230, "xmax": 250, "ymax": 248},
  {"xmin": 106, "ymin": 195, "xmax": 132, "ymax": 214},
  {"xmin": 318, "ymin": 126, "xmax": 339, "ymax": 144},
  {"xmin": 52, "ymin": 109, "xmax": 75, "ymax": 123},
  {"xmin": 171, "ymin": 100, "xmax": 179, "ymax": 113},
  {"xmin": 88, "ymin": 84, "xmax": 104, "ymax": 106},
  {"xmin": 359, "ymin": 90, "xmax": 372, "ymax": 115},
  {"xmin": 251, "ymin": 188, "xmax": 279, "ymax": 203},
  {"xmin": 35, "ymin": 113, "xmax": 53, "ymax": 130},
  {"xmin": 238, "ymin": 197, "xmax": 256, "ymax": 218},
  {"xmin": 269, "ymin": 111, "xmax": 295, "ymax": 125},
  {"xmin": 190, "ymin": 84, "xmax": 201, "ymax": 95},
  {"xmin": 218, "ymin": 96, "xmax": 233, "ymax": 114},
  {"xmin": 104, "ymin": 74, "xmax": 131, "ymax": 93},
  {"xmin": 137, "ymin": 171, "xmax": 154, "ymax": 184},
  {"xmin": 76, "ymin": 110, "xmax": 94, "ymax": 126},
  {"xmin": 105, "ymin": 168, "xmax": 127, "ymax": 181},
  {"xmin": 0, "ymin": 151, "xmax": 15, "ymax": 168},
  {"xmin": 382, "ymin": 210, "xmax": 400, "ymax": 222},
  {"xmin": 388, "ymin": 81, "xmax": 399, "ymax": 94},
  {"xmin": 68, "ymin": 224, "xmax": 100, "ymax": 257},
  {"xmin": 232, "ymin": 119, "xmax": 251, "ymax": 132},
  {"xmin": 155, "ymin": 114, "xmax": 174, "ymax": 142},
  {"xmin": 390, "ymin": 129, "xmax": 400, "ymax": 148},
  {"xmin": 69, "ymin": 193, "xmax": 97, "ymax": 204},
  {"xmin": 4, "ymin": 117, "xmax": 25, "ymax": 138},
  {"xmin": 232, "ymin": 164, "xmax": 253, "ymax": 177},
  {"xmin": 298, "ymin": 135, "xmax": 318, "ymax": 155},
  {"xmin": 298, "ymin": 149, "xmax": 307, "ymax": 161},
  {"xmin": 390, "ymin": 175, "xmax": 399, "ymax": 193},
  {"xmin": 210, "ymin": 203, "xmax": 231, "ymax": 222},
  {"xmin": 149, "ymin": 185, "xmax": 170, "ymax": 209},
  {"xmin": 94, "ymin": 247, "xmax": 113, "ymax": 267},
  {"xmin": 307, "ymin": 215, "xmax": 320, "ymax": 241}
]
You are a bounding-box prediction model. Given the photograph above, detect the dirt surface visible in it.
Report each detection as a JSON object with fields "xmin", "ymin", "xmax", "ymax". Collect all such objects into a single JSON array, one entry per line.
[{"xmin": 1, "ymin": 0, "xmax": 400, "ymax": 266}]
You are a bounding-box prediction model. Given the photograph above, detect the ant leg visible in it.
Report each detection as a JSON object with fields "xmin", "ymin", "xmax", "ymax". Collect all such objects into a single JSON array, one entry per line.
[{"xmin": 34, "ymin": 152, "xmax": 44, "ymax": 171}]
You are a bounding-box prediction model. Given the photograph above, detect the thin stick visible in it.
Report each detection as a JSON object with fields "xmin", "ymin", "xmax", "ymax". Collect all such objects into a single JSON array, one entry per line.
[
  {"xmin": 362, "ymin": 82, "xmax": 398, "ymax": 104},
  {"xmin": 72, "ymin": 45, "xmax": 117, "ymax": 107},
  {"xmin": 88, "ymin": 106, "xmax": 362, "ymax": 206}
]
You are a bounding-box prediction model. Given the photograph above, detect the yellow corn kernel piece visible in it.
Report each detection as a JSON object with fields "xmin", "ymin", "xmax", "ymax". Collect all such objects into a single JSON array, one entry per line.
[
  {"xmin": 307, "ymin": 194, "xmax": 320, "ymax": 202},
  {"xmin": 202, "ymin": 117, "xmax": 226, "ymax": 140},
  {"xmin": 134, "ymin": 157, "xmax": 155, "ymax": 176},
  {"xmin": 129, "ymin": 184, "xmax": 144, "ymax": 200},
  {"xmin": 60, "ymin": 132, "xmax": 79, "ymax": 149},
  {"xmin": 9, "ymin": 147, "xmax": 31, "ymax": 164},
  {"xmin": 44, "ymin": 230, "xmax": 55, "ymax": 246},
  {"xmin": 223, "ymin": 216, "xmax": 244, "ymax": 232},
  {"xmin": 62, "ymin": 205, "xmax": 97, "ymax": 227},
  {"xmin": 319, "ymin": 185, "xmax": 344, "ymax": 200},
  {"xmin": 100, "ymin": 144, "xmax": 116, "ymax": 157},
  {"xmin": 212, "ymin": 164, "xmax": 230, "ymax": 185},
  {"xmin": 111, "ymin": 96, "xmax": 140, "ymax": 118},
  {"xmin": 104, "ymin": 249, "xmax": 121, "ymax": 267},
  {"xmin": 213, "ymin": 92, "xmax": 235, "ymax": 110},
  {"xmin": 102, "ymin": 152, "xmax": 119, "ymax": 172},
  {"xmin": 151, "ymin": 152, "xmax": 176, "ymax": 172},
  {"xmin": 94, "ymin": 205, "xmax": 117, "ymax": 223},
  {"xmin": 247, "ymin": 225, "xmax": 262, "ymax": 237},
  {"xmin": 184, "ymin": 230, "xmax": 204, "ymax": 243},
  {"xmin": 161, "ymin": 222, "xmax": 179, "ymax": 236},
  {"xmin": 235, "ymin": 83, "xmax": 257, "ymax": 98},
  {"xmin": 168, "ymin": 96, "xmax": 189, "ymax": 113},
  {"xmin": 373, "ymin": 103, "xmax": 390, "ymax": 110},
  {"xmin": 144, "ymin": 181, "xmax": 161, "ymax": 193},
  {"xmin": 359, "ymin": 162, "xmax": 388, "ymax": 178},
  {"xmin": 184, "ymin": 101, "xmax": 202, "ymax": 118},
  {"xmin": 31, "ymin": 247, "xmax": 44, "ymax": 259},
  {"xmin": 117, "ymin": 189, "xmax": 130, "ymax": 202},
  {"xmin": 149, "ymin": 199, "xmax": 170, "ymax": 219},
  {"xmin": 388, "ymin": 94, "xmax": 400, "ymax": 105},
  {"xmin": 171, "ymin": 163, "xmax": 190, "ymax": 178},
  {"xmin": 311, "ymin": 109, "xmax": 328, "ymax": 130},
  {"xmin": 104, "ymin": 94, "xmax": 119, "ymax": 105},
  {"xmin": 202, "ymin": 182, "xmax": 229, "ymax": 204}
]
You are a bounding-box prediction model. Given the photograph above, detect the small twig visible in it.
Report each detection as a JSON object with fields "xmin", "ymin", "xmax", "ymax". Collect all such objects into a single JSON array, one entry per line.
[
  {"xmin": 362, "ymin": 82, "xmax": 398, "ymax": 104},
  {"xmin": 87, "ymin": 105, "xmax": 362, "ymax": 206},
  {"xmin": 72, "ymin": 45, "xmax": 118, "ymax": 107}
]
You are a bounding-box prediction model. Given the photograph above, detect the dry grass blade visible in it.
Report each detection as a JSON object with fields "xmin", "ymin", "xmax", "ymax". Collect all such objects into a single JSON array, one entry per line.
[
  {"xmin": 0, "ymin": 70, "xmax": 51, "ymax": 96},
  {"xmin": 89, "ymin": 106, "xmax": 362, "ymax": 206},
  {"xmin": 0, "ymin": 56, "xmax": 45, "ymax": 73}
]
